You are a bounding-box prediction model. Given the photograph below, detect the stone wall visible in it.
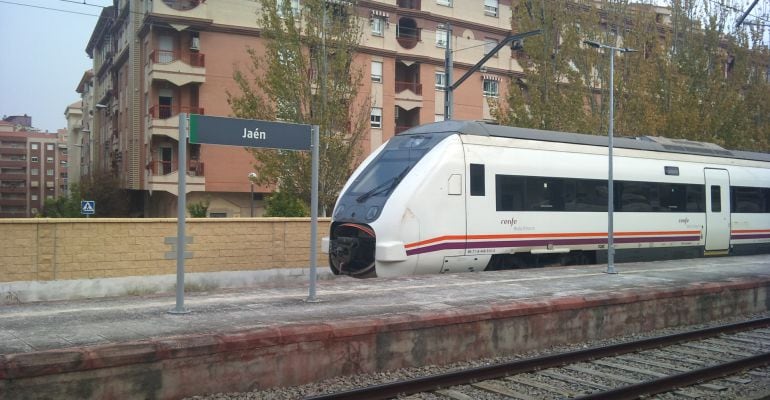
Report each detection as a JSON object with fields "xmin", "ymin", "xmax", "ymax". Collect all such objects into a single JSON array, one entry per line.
[{"xmin": 0, "ymin": 218, "xmax": 330, "ymax": 283}]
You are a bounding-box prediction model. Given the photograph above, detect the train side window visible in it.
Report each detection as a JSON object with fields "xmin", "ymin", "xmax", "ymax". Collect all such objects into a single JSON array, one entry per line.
[
  {"xmin": 685, "ymin": 185, "xmax": 705, "ymax": 212},
  {"xmin": 470, "ymin": 164, "xmax": 485, "ymax": 196},
  {"xmin": 763, "ymin": 188, "xmax": 770, "ymax": 213},
  {"xmin": 711, "ymin": 186, "xmax": 721, "ymax": 212},
  {"xmin": 496, "ymin": 175, "xmax": 525, "ymax": 211},
  {"xmin": 660, "ymin": 183, "xmax": 687, "ymax": 211},
  {"xmin": 617, "ymin": 181, "xmax": 655, "ymax": 212},
  {"xmin": 526, "ymin": 177, "xmax": 564, "ymax": 211},
  {"xmin": 573, "ymin": 179, "xmax": 607, "ymax": 212},
  {"xmin": 732, "ymin": 186, "xmax": 764, "ymax": 213}
]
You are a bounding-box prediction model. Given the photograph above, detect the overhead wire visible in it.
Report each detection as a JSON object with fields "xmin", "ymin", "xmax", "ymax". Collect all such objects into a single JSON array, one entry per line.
[{"xmin": 0, "ymin": 0, "xmax": 99, "ymax": 16}]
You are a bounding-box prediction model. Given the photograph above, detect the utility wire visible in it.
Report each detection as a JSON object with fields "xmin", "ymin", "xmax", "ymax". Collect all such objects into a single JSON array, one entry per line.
[
  {"xmin": 0, "ymin": 0, "xmax": 98, "ymax": 16},
  {"xmin": 59, "ymin": 0, "xmax": 109, "ymax": 9}
]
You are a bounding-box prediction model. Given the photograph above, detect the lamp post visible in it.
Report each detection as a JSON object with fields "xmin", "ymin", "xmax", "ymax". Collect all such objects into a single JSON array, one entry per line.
[
  {"xmin": 583, "ymin": 39, "xmax": 636, "ymax": 275},
  {"xmin": 248, "ymin": 172, "xmax": 257, "ymax": 217}
]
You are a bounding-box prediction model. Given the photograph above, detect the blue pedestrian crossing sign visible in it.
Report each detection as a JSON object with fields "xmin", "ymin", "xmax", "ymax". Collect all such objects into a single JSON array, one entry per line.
[{"xmin": 81, "ymin": 200, "xmax": 95, "ymax": 215}]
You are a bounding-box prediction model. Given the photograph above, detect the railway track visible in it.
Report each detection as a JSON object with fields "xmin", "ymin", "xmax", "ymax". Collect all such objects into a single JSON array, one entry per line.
[{"xmin": 305, "ymin": 317, "xmax": 770, "ymax": 400}]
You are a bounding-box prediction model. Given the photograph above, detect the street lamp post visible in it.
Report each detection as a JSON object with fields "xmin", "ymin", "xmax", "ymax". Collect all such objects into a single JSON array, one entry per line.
[
  {"xmin": 583, "ymin": 39, "xmax": 637, "ymax": 275},
  {"xmin": 248, "ymin": 172, "xmax": 257, "ymax": 217}
]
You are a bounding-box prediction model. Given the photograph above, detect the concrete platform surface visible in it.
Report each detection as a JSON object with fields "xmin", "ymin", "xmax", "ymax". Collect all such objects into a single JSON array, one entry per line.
[{"xmin": 1, "ymin": 255, "xmax": 769, "ymax": 399}]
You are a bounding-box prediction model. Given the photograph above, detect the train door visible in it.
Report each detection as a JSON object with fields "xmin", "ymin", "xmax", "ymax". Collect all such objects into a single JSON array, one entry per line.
[{"xmin": 704, "ymin": 168, "xmax": 730, "ymax": 253}]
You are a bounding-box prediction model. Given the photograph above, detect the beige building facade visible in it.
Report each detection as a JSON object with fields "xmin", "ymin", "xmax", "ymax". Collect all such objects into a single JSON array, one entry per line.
[{"xmin": 80, "ymin": 0, "xmax": 522, "ymax": 217}]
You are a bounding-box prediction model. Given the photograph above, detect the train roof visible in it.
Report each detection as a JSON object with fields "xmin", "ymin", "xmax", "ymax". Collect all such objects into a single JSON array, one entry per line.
[{"xmin": 402, "ymin": 121, "xmax": 770, "ymax": 163}]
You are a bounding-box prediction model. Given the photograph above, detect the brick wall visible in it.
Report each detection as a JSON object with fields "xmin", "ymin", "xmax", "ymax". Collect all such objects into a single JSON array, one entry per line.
[{"xmin": 0, "ymin": 218, "xmax": 330, "ymax": 283}]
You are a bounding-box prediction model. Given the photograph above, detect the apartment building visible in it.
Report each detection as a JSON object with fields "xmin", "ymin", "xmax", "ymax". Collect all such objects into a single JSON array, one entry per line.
[
  {"xmin": 80, "ymin": 0, "xmax": 520, "ymax": 217},
  {"xmin": 0, "ymin": 120, "xmax": 69, "ymax": 218}
]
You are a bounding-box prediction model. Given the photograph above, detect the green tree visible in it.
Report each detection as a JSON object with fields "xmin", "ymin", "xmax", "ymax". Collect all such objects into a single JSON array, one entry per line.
[
  {"xmin": 228, "ymin": 0, "xmax": 368, "ymax": 216},
  {"xmin": 264, "ymin": 191, "xmax": 308, "ymax": 217},
  {"xmin": 78, "ymin": 171, "xmax": 130, "ymax": 217},
  {"xmin": 497, "ymin": 0, "xmax": 770, "ymax": 153},
  {"xmin": 42, "ymin": 184, "xmax": 83, "ymax": 217},
  {"xmin": 187, "ymin": 198, "xmax": 210, "ymax": 217}
]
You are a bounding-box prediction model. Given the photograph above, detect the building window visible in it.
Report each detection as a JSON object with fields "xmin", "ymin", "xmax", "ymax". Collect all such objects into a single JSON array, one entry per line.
[
  {"xmin": 435, "ymin": 71, "xmax": 446, "ymax": 90},
  {"xmin": 47, "ymin": 195, "xmax": 54, "ymax": 200},
  {"xmin": 60, "ymin": 160, "xmax": 67, "ymax": 166},
  {"xmin": 484, "ymin": 0, "xmax": 499, "ymax": 17},
  {"xmin": 46, "ymin": 181, "xmax": 54, "ymax": 188},
  {"xmin": 31, "ymin": 143, "xmax": 39, "ymax": 150},
  {"xmin": 435, "ymin": 28, "xmax": 448, "ymax": 48},
  {"xmin": 276, "ymin": 0, "xmax": 300, "ymax": 17},
  {"xmin": 46, "ymin": 156, "xmax": 54, "ymax": 163},
  {"xmin": 31, "ymin": 168, "xmax": 39, "ymax": 176},
  {"xmin": 484, "ymin": 38, "xmax": 498, "ymax": 56},
  {"xmin": 31, "ymin": 156, "xmax": 38, "ymax": 162},
  {"xmin": 31, "ymin": 181, "xmax": 39, "ymax": 188},
  {"xmin": 371, "ymin": 61, "xmax": 383, "ymax": 83},
  {"xmin": 46, "ymin": 169, "xmax": 54, "ymax": 176},
  {"xmin": 370, "ymin": 107, "xmax": 383, "ymax": 128},
  {"xmin": 31, "ymin": 194, "xmax": 38, "ymax": 201},
  {"xmin": 47, "ymin": 144, "xmax": 54, "ymax": 151},
  {"xmin": 371, "ymin": 16, "xmax": 385, "ymax": 36},
  {"xmin": 437, "ymin": 0, "xmax": 452, "ymax": 6},
  {"xmin": 209, "ymin": 212, "xmax": 227, "ymax": 218},
  {"xmin": 483, "ymin": 78, "xmax": 499, "ymax": 97}
]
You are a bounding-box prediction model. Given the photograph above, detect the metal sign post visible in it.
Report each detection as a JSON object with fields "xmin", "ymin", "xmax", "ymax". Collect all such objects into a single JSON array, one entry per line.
[
  {"xmin": 306, "ymin": 125, "xmax": 320, "ymax": 302},
  {"xmin": 170, "ymin": 114, "xmax": 320, "ymax": 309},
  {"xmin": 170, "ymin": 113, "xmax": 190, "ymax": 314}
]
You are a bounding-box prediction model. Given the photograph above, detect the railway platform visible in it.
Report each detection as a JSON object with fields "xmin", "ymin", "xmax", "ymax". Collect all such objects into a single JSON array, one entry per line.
[{"xmin": 1, "ymin": 255, "xmax": 769, "ymax": 399}]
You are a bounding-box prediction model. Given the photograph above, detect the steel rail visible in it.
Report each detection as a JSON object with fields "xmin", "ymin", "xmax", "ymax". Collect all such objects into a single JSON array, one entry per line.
[
  {"xmin": 303, "ymin": 317, "xmax": 770, "ymax": 400},
  {"xmin": 573, "ymin": 351, "xmax": 770, "ymax": 400}
]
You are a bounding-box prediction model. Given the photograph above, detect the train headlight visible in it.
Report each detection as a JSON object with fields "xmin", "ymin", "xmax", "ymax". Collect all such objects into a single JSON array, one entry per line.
[{"xmin": 366, "ymin": 206, "xmax": 379, "ymax": 221}]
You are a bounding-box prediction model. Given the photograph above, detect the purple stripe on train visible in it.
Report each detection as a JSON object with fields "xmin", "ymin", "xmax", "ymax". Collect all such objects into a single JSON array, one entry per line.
[
  {"xmin": 731, "ymin": 233, "xmax": 770, "ymax": 240},
  {"xmin": 405, "ymin": 235, "xmax": 701, "ymax": 256}
]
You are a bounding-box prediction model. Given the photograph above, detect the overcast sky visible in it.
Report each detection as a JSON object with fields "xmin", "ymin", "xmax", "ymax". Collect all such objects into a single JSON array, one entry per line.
[{"xmin": 0, "ymin": 0, "xmax": 111, "ymax": 133}]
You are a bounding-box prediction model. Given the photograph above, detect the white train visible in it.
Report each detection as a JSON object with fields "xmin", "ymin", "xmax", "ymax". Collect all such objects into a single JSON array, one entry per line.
[{"xmin": 322, "ymin": 121, "xmax": 770, "ymax": 278}]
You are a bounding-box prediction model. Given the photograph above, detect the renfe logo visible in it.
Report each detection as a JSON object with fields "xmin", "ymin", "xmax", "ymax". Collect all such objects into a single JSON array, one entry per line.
[
  {"xmin": 678, "ymin": 217, "xmax": 690, "ymax": 224},
  {"xmin": 500, "ymin": 218, "xmax": 518, "ymax": 226}
]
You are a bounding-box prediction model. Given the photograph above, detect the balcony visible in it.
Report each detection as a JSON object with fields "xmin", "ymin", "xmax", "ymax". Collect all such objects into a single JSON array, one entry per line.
[
  {"xmin": 0, "ymin": 199, "xmax": 26, "ymax": 207},
  {"xmin": 0, "ymin": 160, "xmax": 26, "ymax": 168},
  {"xmin": 148, "ymin": 105, "xmax": 205, "ymax": 141},
  {"xmin": 147, "ymin": 49, "xmax": 206, "ymax": 86},
  {"xmin": 0, "ymin": 147, "xmax": 26, "ymax": 155},
  {"xmin": 0, "ymin": 173, "xmax": 26, "ymax": 180},
  {"xmin": 146, "ymin": 159, "xmax": 205, "ymax": 195},
  {"xmin": 395, "ymin": 81, "xmax": 422, "ymax": 95},
  {"xmin": 396, "ymin": 19, "xmax": 421, "ymax": 50},
  {"xmin": 395, "ymin": 106, "xmax": 420, "ymax": 134},
  {"xmin": 0, "ymin": 185, "xmax": 26, "ymax": 193},
  {"xmin": 397, "ymin": 0, "xmax": 420, "ymax": 10},
  {"xmin": 150, "ymin": 50, "xmax": 205, "ymax": 67}
]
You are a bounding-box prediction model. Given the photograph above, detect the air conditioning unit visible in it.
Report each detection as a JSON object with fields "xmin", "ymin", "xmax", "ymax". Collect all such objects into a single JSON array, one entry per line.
[{"xmin": 190, "ymin": 37, "xmax": 200, "ymax": 51}]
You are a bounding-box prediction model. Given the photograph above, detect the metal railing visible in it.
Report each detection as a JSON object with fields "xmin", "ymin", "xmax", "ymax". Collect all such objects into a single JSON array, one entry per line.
[
  {"xmin": 396, "ymin": 25, "xmax": 421, "ymax": 49},
  {"xmin": 148, "ymin": 159, "xmax": 204, "ymax": 177},
  {"xmin": 395, "ymin": 81, "xmax": 423, "ymax": 95},
  {"xmin": 149, "ymin": 105, "xmax": 205, "ymax": 119},
  {"xmin": 149, "ymin": 49, "xmax": 206, "ymax": 67}
]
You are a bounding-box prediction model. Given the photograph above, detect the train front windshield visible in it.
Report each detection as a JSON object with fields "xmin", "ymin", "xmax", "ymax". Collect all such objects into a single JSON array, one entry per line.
[{"xmin": 347, "ymin": 135, "xmax": 437, "ymax": 202}]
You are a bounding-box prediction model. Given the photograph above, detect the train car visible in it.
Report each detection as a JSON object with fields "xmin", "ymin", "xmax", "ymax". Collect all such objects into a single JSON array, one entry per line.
[{"xmin": 322, "ymin": 121, "xmax": 770, "ymax": 278}]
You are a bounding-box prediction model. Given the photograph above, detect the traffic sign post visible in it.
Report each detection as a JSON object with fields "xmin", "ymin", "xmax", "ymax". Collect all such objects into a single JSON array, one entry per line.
[{"xmin": 170, "ymin": 114, "xmax": 320, "ymax": 314}]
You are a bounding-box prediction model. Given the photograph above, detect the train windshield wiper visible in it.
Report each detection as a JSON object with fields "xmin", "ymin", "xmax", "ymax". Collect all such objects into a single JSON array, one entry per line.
[{"xmin": 356, "ymin": 167, "xmax": 410, "ymax": 203}]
